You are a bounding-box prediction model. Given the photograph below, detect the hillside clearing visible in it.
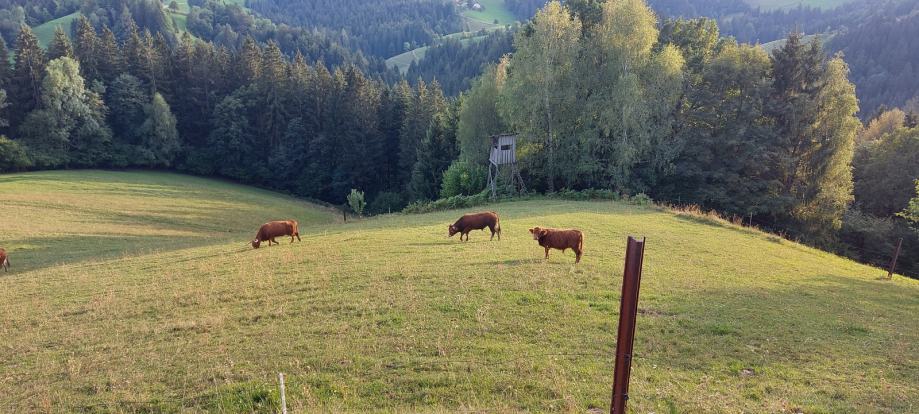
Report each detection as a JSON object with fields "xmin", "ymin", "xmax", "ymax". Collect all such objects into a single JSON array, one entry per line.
[
  {"xmin": 0, "ymin": 171, "xmax": 916, "ymax": 412},
  {"xmin": 386, "ymin": 32, "xmax": 490, "ymax": 73},
  {"xmin": 32, "ymin": 12, "xmax": 81, "ymax": 47},
  {"xmin": 461, "ymin": 0, "xmax": 517, "ymax": 26}
]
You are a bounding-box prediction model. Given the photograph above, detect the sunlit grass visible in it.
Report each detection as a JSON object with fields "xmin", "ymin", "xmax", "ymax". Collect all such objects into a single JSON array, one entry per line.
[{"xmin": 0, "ymin": 171, "xmax": 916, "ymax": 412}]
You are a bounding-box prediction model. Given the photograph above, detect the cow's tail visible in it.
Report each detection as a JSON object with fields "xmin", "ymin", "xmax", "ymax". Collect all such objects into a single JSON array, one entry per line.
[
  {"xmin": 496, "ymin": 216, "xmax": 502, "ymax": 237},
  {"xmin": 2, "ymin": 257, "xmax": 8, "ymax": 270}
]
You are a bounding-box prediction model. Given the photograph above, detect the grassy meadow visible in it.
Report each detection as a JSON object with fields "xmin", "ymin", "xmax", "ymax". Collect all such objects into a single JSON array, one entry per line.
[
  {"xmin": 0, "ymin": 171, "xmax": 917, "ymax": 413},
  {"xmin": 462, "ymin": 0, "xmax": 517, "ymax": 26},
  {"xmin": 32, "ymin": 12, "xmax": 81, "ymax": 47}
]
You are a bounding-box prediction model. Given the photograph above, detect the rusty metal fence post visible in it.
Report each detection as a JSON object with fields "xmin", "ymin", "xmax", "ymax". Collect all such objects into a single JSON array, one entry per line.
[
  {"xmin": 887, "ymin": 237, "xmax": 903, "ymax": 279},
  {"xmin": 611, "ymin": 236, "xmax": 646, "ymax": 414}
]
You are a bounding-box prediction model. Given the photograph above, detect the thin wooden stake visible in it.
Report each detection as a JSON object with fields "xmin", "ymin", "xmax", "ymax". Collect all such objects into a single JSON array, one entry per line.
[
  {"xmin": 887, "ymin": 238, "xmax": 903, "ymax": 280},
  {"xmin": 279, "ymin": 372, "xmax": 288, "ymax": 414}
]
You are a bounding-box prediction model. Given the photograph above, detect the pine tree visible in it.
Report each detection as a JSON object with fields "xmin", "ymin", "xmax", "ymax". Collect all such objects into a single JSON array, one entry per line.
[
  {"xmin": 47, "ymin": 26, "xmax": 75, "ymax": 61},
  {"xmin": 10, "ymin": 26, "xmax": 46, "ymax": 129},
  {"xmin": 0, "ymin": 38, "xmax": 10, "ymax": 88},
  {"xmin": 769, "ymin": 36, "xmax": 860, "ymax": 238},
  {"xmin": 238, "ymin": 36, "xmax": 262, "ymax": 84},
  {"xmin": 73, "ymin": 17, "xmax": 100, "ymax": 81},
  {"xmin": 97, "ymin": 26, "xmax": 124, "ymax": 82}
]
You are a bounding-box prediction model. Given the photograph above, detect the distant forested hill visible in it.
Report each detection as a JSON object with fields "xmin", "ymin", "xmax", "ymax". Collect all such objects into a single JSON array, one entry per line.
[
  {"xmin": 245, "ymin": 0, "xmax": 462, "ymax": 58},
  {"xmin": 645, "ymin": 0, "xmax": 919, "ymax": 115}
]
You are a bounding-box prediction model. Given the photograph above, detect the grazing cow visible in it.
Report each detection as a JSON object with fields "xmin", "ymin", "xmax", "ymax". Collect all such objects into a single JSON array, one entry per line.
[
  {"xmin": 0, "ymin": 248, "xmax": 8, "ymax": 272},
  {"xmin": 529, "ymin": 227, "xmax": 584, "ymax": 263},
  {"xmin": 251, "ymin": 220, "xmax": 301, "ymax": 249},
  {"xmin": 448, "ymin": 211, "xmax": 501, "ymax": 241}
]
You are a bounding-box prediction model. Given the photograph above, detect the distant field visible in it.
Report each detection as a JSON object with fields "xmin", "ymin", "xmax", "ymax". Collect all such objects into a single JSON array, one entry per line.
[
  {"xmin": 386, "ymin": 32, "xmax": 489, "ymax": 73},
  {"xmin": 0, "ymin": 171, "xmax": 916, "ymax": 412},
  {"xmin": 744, "ymin": 0, "xmax": 856, "ymax": 10},
  {"xmin": 760, "ymin": 33, "xmax": 832, "ymax": 53},
  {"xmin": 461, "ymin": 0, "xmax": 517, "ymax": 26},
  {"xmin": 32, "ymin": 12, "xmax": 81, "ymax": 47}
]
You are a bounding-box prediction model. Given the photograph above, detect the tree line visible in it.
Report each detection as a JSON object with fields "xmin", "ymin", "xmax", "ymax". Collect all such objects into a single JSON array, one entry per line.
[
  {"xmin": 244, "ymin": 0, "xmax": 462, "ymax": 58},
  {"xmin": 0, "ymin": 18, "xmax": 457, "ymax": 215},
  {"xmin": 0, "ymin": 0, "xmax": 915, "ymax": 276},
  {"xmin": 453, "ymin": 0, "xmax": 917, "ymax": 276}
]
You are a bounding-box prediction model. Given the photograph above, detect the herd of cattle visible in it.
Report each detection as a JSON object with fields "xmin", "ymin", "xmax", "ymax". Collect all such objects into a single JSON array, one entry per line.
[
  {"xmin": 252, "ymin": 211, "xmax": 585, "ymax": 263},
  {"xmin": 0, "ymin": 212, "xmax": 584, "ymax": 273}
]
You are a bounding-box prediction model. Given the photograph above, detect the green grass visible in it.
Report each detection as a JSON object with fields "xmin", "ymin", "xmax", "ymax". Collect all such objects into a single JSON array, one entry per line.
[
  {"xmin": 1, "ymin": 171, "xmax": 917, "ymax": 412},
  {"xmin": 386, "ymin": 32, "xmax": 489, "ymax": 74},
  {"xmin": 744, "ymin": 0, "xmax": 856, "ymax": 11},
  {"xmin": 32, "ymin": 12, "xmax": 81, "ymax": 48},
  {"xmin": 760, "ymin": 33, "xmax": 832, "ymax": 53},
  {"xmin": 461, "ymin": 0, "xmax": 517, "ymax": 26}
]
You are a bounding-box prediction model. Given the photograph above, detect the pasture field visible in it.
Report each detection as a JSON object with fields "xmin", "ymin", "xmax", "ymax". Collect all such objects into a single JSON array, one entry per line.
[
  {"xmin": 32, "ymin": 12, "xmax": 81, "ymax": 47},
  {"xmin": 386, "ymin": 32, "xmax": 489, "ymax": 74},
  {"xmin": 461, "ymin": 0, "xmax": 517, "ymax": 26},
  {"xmin": 0, "ymin": 171, "xmax": 917, "ymax": 413},
  {"xmin": 744, "ymin": 0, "xmax": 856, "ymax": 10}
]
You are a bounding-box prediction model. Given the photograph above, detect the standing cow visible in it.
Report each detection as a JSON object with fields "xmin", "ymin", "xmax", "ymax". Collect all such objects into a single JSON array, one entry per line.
[
  {"xmin": 0, "ymin": 248, "xmax": 8, "ymax": 272},
  {"xmin": 251, "ymin": 220, "xmax": 301, "ymax": 249},
  {"xmin": 448, "ymin": 211, "xmax": 501, "ymax": 241},
  {"xmin": 529, "ymin": 227, "xmax": 584, "ymax": 263}
]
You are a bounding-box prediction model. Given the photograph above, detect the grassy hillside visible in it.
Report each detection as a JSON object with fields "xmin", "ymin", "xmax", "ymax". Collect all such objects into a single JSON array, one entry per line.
[
  {"xmin": 0, "ymin": 171, "xmax": 916, "ymax": 412},
  {"xmin": 760, "ymin": 33, "xmax": 832, "ymax": 53},
  {"xmin": 386, "ymin": 32, "xmax": 490, "ymax": 74},
  {"xmin": 462, "ymin": 0, "xmax": 517, "ymax": 26},
  {"xmin": 32, "ymin": 12, "xmax": 81, "ymax": 47}
]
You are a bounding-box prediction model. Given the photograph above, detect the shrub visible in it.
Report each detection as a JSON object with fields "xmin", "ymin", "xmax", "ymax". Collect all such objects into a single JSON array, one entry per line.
[
  {"xmin": 403, "ymin": 190, "xmax": 490, "ymax": 214},
  {"xmin": 0, "ymin": 136, "xmax": 32, "ymax": 172},
  {"xmin": 440, "ymin": 160, "xmax": 487, "ymax": 198},
  {"xmin": 369, "ymin": 191, "xmax": 405, "ymax": 215},
  {"xmin": 629, "ymin": 193, "xmax": 653, "ymax": 206},
  {"xmin": 347, "ymin": 189, "xmax": 366, "ymax": 216}
]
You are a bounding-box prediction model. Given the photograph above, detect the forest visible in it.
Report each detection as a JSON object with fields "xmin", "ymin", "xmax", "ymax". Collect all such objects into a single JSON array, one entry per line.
[
  {"xmin": 244, "ymin": 0, "xmax": 462, "ymax": 58},
  {"xmin": 0, "ymin": 0, "xmax": 916, "ymax": 278}
]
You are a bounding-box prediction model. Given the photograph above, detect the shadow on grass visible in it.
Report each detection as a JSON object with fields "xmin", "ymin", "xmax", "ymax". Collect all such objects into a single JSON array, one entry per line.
[{"xmin": 0, "ymin": 233, "xmax": 246, "ymax": 275}]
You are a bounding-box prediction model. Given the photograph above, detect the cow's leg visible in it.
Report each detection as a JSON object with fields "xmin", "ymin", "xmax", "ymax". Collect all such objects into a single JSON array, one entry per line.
[
  {"xmin": 544, "ymin": 247, "xmax": 550, "ymax": 260},
  {"xmin": 575, "ymin": 250, "xmax": 582, "ymax": 263},
  {"xmin": 296, "ymin": 233, "xmax": 301, "ymax": 242},
  {"xmin": 489, "ymin": 226, "xmax": 495, "ymax": 240},
  {"xmin": 290, "ymin": 234, "xmax": 294, "ymax": 243}
]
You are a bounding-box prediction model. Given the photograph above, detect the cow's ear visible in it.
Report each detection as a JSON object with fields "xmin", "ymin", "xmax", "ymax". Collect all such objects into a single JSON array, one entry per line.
[
  {"xmin": 539, "ymin": 229, "xmax": 548, "ymax": 237},
  {"xmin": 528, "ymin": 228, "xmax": 535, "ymax": 234}
]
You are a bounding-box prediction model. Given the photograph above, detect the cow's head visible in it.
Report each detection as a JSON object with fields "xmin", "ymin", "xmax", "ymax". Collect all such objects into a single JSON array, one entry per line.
[
  {"xmin": 447, "ymin": 225, "xmax": 458, "ymax": 237},
  {"xmin": 251, "ymin": 239, "xmax": 261, "ymax": 249},
  {"xmin": 528, "ymin": 227, "xmax": 547, "ymax": 240}
]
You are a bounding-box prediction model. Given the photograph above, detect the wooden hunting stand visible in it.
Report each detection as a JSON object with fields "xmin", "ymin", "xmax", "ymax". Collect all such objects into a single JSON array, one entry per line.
[{"xmin": 487, "ymin": 133, "xmax": 525, "ymax": 200}]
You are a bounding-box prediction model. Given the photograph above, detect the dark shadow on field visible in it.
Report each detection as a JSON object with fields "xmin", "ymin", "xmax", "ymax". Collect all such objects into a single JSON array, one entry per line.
[{"xmin": 0, "ymin": 233, "xmax": 250, "ymax": 274}]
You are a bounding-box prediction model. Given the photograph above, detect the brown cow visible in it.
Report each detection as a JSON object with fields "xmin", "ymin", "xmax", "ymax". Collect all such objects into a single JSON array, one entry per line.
[
  {"xmin": 251, "ymin": 220, "xmax": 300, "ymax": 249},
  {"xmin": 529, "ymin": 227, "xmax": 584, "ymax": 263},
  {"xmin": 0, "ymin": 248, "xmax": 8, "ymax": 272},
  {"xmin": 448, "ymin": 211, "xmax": 501, "ymax": 241}
]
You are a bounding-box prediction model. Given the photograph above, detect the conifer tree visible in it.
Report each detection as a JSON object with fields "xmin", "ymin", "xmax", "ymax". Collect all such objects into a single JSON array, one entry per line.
[
  {"xmin": 73, "ymin": 17, "xmax": 100, "ymax": 81},
  {"xmin": 9, "ymin": 25, "xmax": 46, "ymax": 129},
  {"xmin": 47, "ymin": 26, "xmax": 75, "ymax": 61}
]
